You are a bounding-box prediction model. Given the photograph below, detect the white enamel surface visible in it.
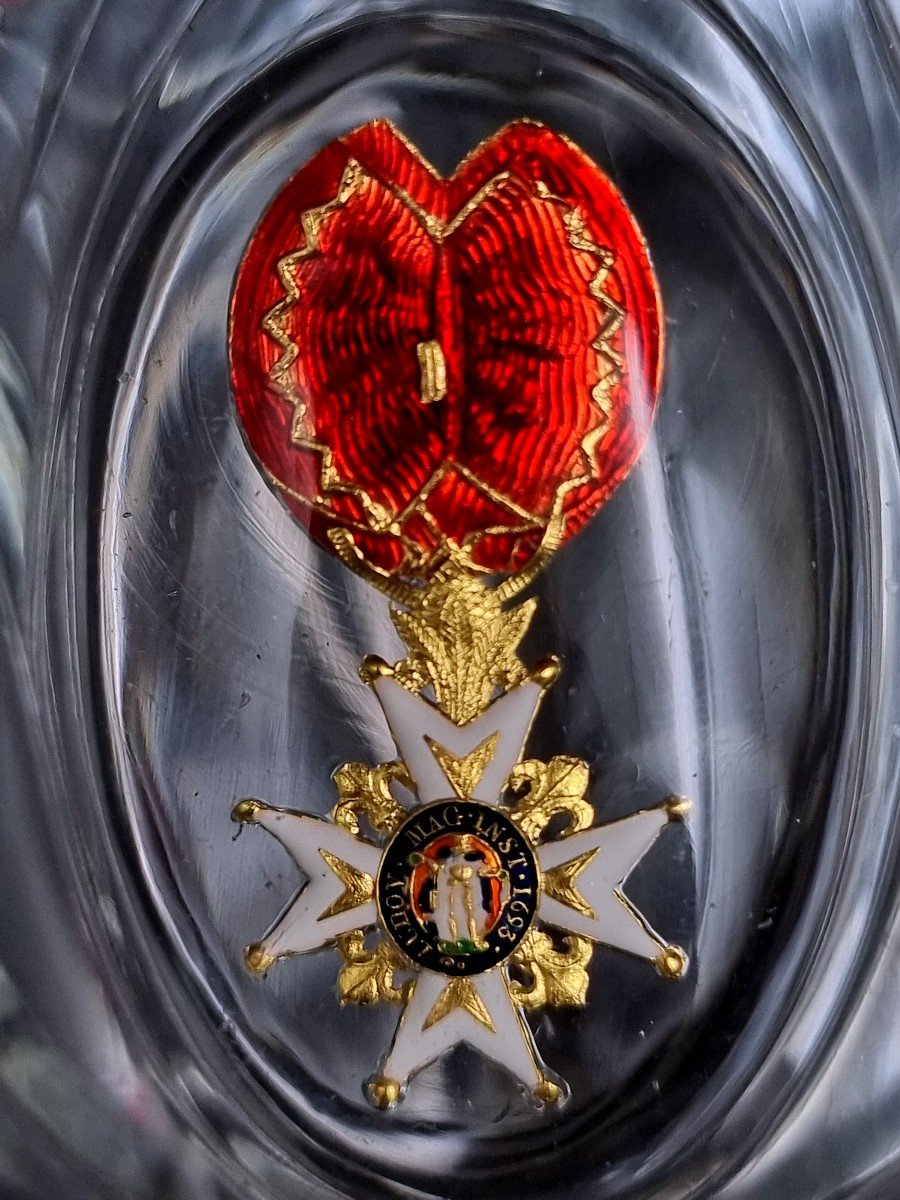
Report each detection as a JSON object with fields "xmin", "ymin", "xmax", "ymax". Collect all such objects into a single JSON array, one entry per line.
[
  {"xmin": 372, "ymin": 677, "xmax": 543, "ymax": 803},
  {"xmin": 537, "ymin": 807, "xmax": 670, "ymax": 959},
  {"xmin": 252, "ymin": 810, "xmax": 380, "ymax": 955},
  {"xmin": 263, "ymin": 898, "xmax": 379, "ymax": 958},
  {"xmin": 379, "ymin": 968, "xmax": 544, "ymax": 1090}
]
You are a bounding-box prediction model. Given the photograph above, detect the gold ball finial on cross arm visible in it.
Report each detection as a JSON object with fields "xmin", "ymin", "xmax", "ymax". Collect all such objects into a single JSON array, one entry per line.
[
  {"xmin": 367, "ymin": 1076, "xmax": 404, "ymax": 1109},
  {"xmin": 654, "ymin": 945, "xmax": 688, "ymax": 980}
]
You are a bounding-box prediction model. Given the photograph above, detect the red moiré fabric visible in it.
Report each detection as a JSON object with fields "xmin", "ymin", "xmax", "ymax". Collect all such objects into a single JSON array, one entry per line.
[{"xmin": 230, "ymin": 120, "xmax": 662, "ymax": 581}]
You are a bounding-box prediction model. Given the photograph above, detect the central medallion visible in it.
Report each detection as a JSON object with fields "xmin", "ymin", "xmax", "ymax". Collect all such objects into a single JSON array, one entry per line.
[{"xmin": 378, "ymin": 801, "xmax": 539, "ymax": 976}]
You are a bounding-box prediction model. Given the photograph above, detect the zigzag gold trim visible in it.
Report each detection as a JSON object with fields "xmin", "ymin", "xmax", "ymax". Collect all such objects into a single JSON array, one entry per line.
[
  {"xmin": 263, "ymin": 159, "xmax": 365, "ymax": 408},
  {"xmin": 388, "ymin": 172, "xmax": 511, "ymax": 240},
  {"xmin": 257, "ymin": 140, "xmax": 628, "ymax": 578},
  {"xmin": 534, "ymin": 182, "xmax": 625, "ymax": 520},
  {"xmin": 261, "ymin": 159, "xmax": 397, "ymax": 531},
  {"xmin": 259, "ymin": 161, "xmax": 544, "ymax": 569},
  {"xmin": 335, "ymin": 930, "xmax": 411, "ymax": 1004}
]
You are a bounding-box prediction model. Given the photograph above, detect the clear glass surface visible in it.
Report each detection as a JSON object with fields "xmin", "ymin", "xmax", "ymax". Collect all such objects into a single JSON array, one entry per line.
[{"xmin": 0, "ymin": 2, "xmax": 899, "ymax": 1198}]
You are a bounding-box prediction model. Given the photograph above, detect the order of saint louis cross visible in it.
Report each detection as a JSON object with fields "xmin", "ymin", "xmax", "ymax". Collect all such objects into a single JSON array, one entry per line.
[{"xmin": 228, "ymin": 118, "xmax": 688, "ymax": 1109}]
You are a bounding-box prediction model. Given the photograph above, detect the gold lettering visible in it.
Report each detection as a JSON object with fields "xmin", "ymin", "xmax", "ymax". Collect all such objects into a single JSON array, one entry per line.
[
  {"xmin": 406, "ymin": 824, "xmax": 426, "ymax": 847},
  {"xmin": 473, "ymin": 815, "xmax": 503, "ymax": 843}
]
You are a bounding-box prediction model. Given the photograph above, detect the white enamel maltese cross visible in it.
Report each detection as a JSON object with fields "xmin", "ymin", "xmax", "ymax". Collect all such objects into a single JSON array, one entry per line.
[{"xmin": 233, "ymin": 667, "xmax": 688, "ymax": 1109}]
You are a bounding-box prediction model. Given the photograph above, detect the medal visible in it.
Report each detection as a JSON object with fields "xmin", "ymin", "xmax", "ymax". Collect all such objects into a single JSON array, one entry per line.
[{"xmin": 228, "ymin": 119, "xmax": 687, "ymax": 1109}]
